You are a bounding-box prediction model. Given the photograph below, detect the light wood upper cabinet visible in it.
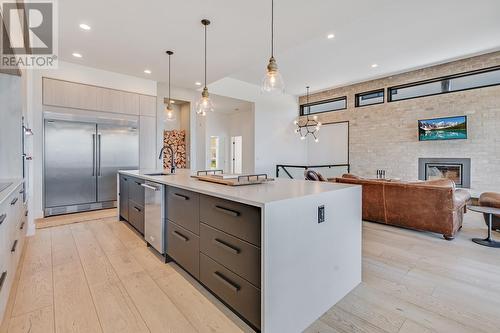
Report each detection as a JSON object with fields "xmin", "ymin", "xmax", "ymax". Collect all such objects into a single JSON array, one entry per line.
[
  {"xmin": 120, "ymin": 91, "xmax": 140, "ymax": 115},
  {"xmin": 139, "ymin": 95, "xmax": 156, "ymax": 117},
  {"xmin": 96, "ymin": 87, "xmax": 121, "ymax": 113},
  {"xmin": 43, "ymin": 78, "xmax": 98, "ymax": 110},
  {"xmin": 43, "ymin": 78, "xmax": 144, "ymax": 115}
]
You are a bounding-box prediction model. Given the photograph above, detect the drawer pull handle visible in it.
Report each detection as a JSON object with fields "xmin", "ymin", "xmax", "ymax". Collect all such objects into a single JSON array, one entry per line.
[
  {"xmin": 213, "ymin": 238, "xmax": 240, "ymax": 254},
  {"xmin": 25, "ymin": 210, "xmax": 28, "ymax": 217},
  {"xmin": 0, "ymin": 271, "xmax": 6, "ymax": 292},
  {"xmin": 215, "ymin": 206, "xmax": 240, "ymax": 217},
  {"xmin": 11, "ymin": 239, "xmax": 18, "ymax": 253},
  {"xmin": 173, "ymin": 230, "xmax": 189, "ymax": 242},
  {"xmin": 173, "ymin": 193, "xmax": 189, "ymax": 200},
  {"xmin": 20, "ymin": 222, "xmax": 25, "ymax": 230},
  {"xmin": 0, "ymin": 214, "xmax": 6, "ymax": 225},
  {"xmin": 133, "ymin": 206, "xmax": 141, "ymax": 212},
  {"xmin": 10, "ymin": 197, "xmax": 18, "ymax": 205},
  {"xmin": 213, "ymin": 271, "xmax": 240, "ymax": 292}
]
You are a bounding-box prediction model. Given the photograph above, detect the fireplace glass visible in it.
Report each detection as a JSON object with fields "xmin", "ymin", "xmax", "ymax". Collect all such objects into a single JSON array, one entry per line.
[{"xmin": 425, "ymin": 163, "xmax": 463, "ymax": 186}]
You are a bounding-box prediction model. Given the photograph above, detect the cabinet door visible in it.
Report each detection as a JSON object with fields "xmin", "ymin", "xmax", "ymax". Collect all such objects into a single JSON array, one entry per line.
[
  {"xmin": 119, "ymin": 175, "xmax": 129, "ymax": 220},
  {"xmin": 120, "ymin": 91, "xmax": 140, "ymax": 115},
  {"xmin": 43, "ymin": 78, "xmax": 98, "ymax": 110},
  {"xmin": 128, "ymin": 200, "xmax": 144, "ymax": 234},
  {"xmin": 96, "ymin": 88, "xmax": 121, "ymax": 113},
  {"xmin": 167, "ymin": 221, "xmax": 199, "ymax": 278},
  {"xmin": 139, "ymin": 116, "xmax": 157, "ymax": 170},
  {"xmin": 139, "ymin": 95, "xmax": 156, "ymax": 117}
]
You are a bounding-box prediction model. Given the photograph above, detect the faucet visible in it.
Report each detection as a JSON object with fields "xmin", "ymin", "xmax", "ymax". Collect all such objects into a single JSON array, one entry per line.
[{"xmin": 158, "ymin": 144, "xmax": 176, "ymax": 174}]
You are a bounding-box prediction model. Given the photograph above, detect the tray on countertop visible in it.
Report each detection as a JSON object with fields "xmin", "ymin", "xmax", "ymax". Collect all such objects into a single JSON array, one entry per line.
[{"xmin": 192, "ymin": 170, "xmax": 274, "ymax": 186}]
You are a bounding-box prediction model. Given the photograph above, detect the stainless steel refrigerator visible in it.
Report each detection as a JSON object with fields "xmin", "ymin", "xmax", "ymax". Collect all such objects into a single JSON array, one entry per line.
[{"xmin": 44, "ymin": 115, "xmax": 138, "ymax": 216}]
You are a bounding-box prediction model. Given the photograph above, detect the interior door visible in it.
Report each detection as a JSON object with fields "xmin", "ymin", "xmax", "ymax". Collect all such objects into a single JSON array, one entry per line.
[
  {"xmin": 97, "ymin": 124, "xmax": 138, "ymax": 202},
  {"xmin": 44, "ymin": 120, "xmax": 97, "ymax": 208}
]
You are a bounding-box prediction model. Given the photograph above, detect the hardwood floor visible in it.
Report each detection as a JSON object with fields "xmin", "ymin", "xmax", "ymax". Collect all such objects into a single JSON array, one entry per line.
[{"xmin": 1, "ymin": 210, "xmax": 499, "ymax": 333}]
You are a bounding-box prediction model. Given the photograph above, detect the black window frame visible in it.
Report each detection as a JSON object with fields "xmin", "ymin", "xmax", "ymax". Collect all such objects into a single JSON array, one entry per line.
[
  {"xmin": 299, "ymin": 96, "xmax": 347, "ymax": 116},
  {"xmin": 355, "ymin": 89, "xmax": 385, "ymax": 107},
  {"xmin": 388, "ymin": 65, "xmax": 500, "ymax": 102}
]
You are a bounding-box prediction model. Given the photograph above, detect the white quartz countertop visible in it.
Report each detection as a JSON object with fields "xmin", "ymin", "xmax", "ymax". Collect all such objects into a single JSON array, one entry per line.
[
  {"xmin": 119, "ymin": 169, "xmax": 357, "ymax": 207},
  {"xmin": 0, "ymin": 178, "xmax": 23, "ymax": 205}
]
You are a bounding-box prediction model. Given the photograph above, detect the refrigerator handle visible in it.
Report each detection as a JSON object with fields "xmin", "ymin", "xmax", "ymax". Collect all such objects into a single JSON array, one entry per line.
[
  {"xmin": 92, "ymin": 134, "xmax": 96, "ymax": 176},
  {"xmin": 97, "ymin": 134, "xmax": 102, "ymax": 176}
]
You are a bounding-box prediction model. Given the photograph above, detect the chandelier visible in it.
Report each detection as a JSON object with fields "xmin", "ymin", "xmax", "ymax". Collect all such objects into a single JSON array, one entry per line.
[{"xmin": 294, "ymin": 86, "xmax": 321, "ymax": 142}]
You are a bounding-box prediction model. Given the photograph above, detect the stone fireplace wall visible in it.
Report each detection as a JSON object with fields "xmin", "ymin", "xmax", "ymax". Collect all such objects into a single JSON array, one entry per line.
[{"xmin": 299, "ymin": 51, "xmax": 500, "ymax": 192}]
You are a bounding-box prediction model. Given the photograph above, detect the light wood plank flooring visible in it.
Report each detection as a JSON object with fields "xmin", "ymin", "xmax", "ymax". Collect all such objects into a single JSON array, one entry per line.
[{"xmin": 2, "ymin": 210, "xmax": 499, "ymax": 333}]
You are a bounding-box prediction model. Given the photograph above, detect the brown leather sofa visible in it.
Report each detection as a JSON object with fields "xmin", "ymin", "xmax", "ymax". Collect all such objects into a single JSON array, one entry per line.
[
  {"xmin": 334, "ymin": 174, "xmax": 471, "ymax": 240},
  {"xmin": 479, "ymin": 192, "xmax": 500, "ymax": 231}
]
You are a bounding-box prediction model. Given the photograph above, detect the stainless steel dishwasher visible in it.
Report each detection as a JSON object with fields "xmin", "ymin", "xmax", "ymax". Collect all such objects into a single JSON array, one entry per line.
[{"xmin": 141, "ymin": 181, "xmax": 166, "ymax": 255}]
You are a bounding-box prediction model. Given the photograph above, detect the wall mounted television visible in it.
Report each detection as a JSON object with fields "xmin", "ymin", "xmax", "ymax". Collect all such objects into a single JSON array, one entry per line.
[{"xmin": 418, "ymin": 115, "xmax": 467, "ymax": 141}]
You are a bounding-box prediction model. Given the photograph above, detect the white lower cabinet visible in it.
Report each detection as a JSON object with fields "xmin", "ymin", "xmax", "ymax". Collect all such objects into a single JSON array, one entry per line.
[{"xmin": 0, "ymin": 182, "xmax": 27, "ymax": 324}]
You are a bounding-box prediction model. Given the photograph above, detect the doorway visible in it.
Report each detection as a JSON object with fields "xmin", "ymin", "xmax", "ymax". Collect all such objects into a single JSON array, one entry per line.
[{"xmin": 230, "ymin": 136, "xmax": 242, "ymax": 174}]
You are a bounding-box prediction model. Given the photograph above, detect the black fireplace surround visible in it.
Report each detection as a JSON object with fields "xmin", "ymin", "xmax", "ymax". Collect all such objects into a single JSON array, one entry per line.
[{"xmin": 418, "ymin": 158, "xmax": 471, "ymax": 188}]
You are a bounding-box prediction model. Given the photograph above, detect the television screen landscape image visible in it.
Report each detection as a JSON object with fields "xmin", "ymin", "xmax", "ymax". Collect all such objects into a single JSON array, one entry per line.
[{"xmin": 418, "ymin": 116, "xmax": 467, "ymax": 141}]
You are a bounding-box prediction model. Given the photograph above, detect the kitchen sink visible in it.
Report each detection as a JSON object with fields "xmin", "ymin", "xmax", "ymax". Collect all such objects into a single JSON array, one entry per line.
[{"xmin": 144, "ymin": 172, "xmax": 172, "ymax": 176}]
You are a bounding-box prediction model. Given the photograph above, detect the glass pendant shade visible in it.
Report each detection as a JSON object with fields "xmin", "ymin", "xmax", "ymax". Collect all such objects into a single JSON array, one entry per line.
[
  {"xmin": 196, "ymin": 87, "xmax": 214, "ymax": 116},
  {"xmin": 262, "ymin": 66, "xmax": 285, "ymax": 93},
  {"xmin": 165, "ymin": 104, "xmax": 176, "ymax": 122}
]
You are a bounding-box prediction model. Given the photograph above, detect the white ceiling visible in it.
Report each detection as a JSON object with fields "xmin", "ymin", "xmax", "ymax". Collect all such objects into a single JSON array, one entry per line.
[{"xmin": 59, "ymin": 0, "xmax": 500, "ymax": 96}]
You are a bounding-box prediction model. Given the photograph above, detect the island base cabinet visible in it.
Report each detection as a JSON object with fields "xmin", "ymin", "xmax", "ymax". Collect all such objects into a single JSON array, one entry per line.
[
  {"xmin": 200, "ymin": 253, "xmax": 261, "ymax": 330},
  {"xmin": 128, "ymin": 200, "xmax": 144, "ymax": 234},
  {"xmin": 167, "ymin": 221, "xmax": 200, "ymax": 279},
  {"xmin": 119, "ymin": 175, "xmax": 129, "ymax": 221}
]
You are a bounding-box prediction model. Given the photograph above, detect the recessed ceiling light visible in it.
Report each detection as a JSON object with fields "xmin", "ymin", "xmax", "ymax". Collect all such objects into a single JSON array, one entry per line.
[
  {"xmin": 195, "ymin": 81, "xmax": 201, "ymax": 86},
  {"xmin": 79, "ymin": 23, "xmax": 91, "ymax": 31},
  {"xmin": 371, "ymin": 63, "xmax": 379, "ymax": 68},
  {"xmin": 72, "ymin": 52, "xmax": 82, "ymax": 58},
  {"xmin": 144, "ymin": 69, "xmax": 152, "ymax": 74},
  {"xmin": 327, "ymin": 33, "xmax": 335, "ymax": 39}
]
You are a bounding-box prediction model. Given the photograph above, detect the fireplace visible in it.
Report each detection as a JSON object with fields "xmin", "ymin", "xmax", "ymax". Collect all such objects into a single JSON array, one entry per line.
[{"xmin": 418, "ymin": 158, "xmax": 471, "ymax": 188}]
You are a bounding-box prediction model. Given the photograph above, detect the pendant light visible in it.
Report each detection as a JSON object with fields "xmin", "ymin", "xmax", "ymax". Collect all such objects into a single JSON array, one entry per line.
[
  {"xmin": 261, "ymin": 0, "xmax": 284, "ymax": 93},
  {"xmin": 294, "ymin": 86, "xmax": 321, "ymax": 142},
  {"xmin": 165, "ymin": 50, "xmax": 176, "ymax": 122},
  {"xmin": 196, "ymin": 19, "xmax": 214, "ymax": 116}
]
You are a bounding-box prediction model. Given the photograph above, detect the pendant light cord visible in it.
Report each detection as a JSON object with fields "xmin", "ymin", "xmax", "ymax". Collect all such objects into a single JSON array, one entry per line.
[
  {"xmin": 271, "ymin": 0, "xmax": 274, "ymax": 57},
  {"xmin": 168, "ymin": 53, "xmax": 171, "ymax": 103},
  {"xmin": 204, "ymin": 23, "xmax": 207, "ymax": 88}
]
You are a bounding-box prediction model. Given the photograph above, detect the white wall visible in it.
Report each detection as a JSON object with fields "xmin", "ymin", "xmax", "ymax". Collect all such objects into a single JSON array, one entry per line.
[
  {"xmin": 26, "ymin": 61, "xmax": 157, "ymax": 235},
  {"xmin": 209, "ymin": 78, "xmax": 307, "ymax": 176},
  {"xmin": 229, "ymin": 109, "xmax": 255, "ymax": 174}
]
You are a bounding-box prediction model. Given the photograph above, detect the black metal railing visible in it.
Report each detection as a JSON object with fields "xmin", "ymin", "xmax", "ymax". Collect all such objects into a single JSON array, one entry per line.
[{"xmin": 276, "ymin": 164, "xmax": 350, "ymax": 180}]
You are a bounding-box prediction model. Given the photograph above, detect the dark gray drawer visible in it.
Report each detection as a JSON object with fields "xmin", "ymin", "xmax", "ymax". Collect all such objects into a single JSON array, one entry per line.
[
  {"xmin": 167, "ymin": 221, "xmax": 200, "ymax": 279},
  {"xmin": 200, "ymin": 223, "xmax": 260, "ymax": 288},
  {"xmin": 119, "ymin": 175, "xmax": 129, "ymax": 220},
  {"xmin": 200, "ymin": 195, "xmax": 261, "ymax": 246},
  {"xmin": 167, "ymin": 187, "xmax": 200, "ymax": 234},
  {"xmin": 200, "ymin": 253, "xmax": 260, "ymax": 330},
  {"xmin": 129, "ymin": 177, "xmax": 145, "ymax": 206},
  {"xmin": 128, "ymin": 200, "xmax": 144, "ymax": 234}
]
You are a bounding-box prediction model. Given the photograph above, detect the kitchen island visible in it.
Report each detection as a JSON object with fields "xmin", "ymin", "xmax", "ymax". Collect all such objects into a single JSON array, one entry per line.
[{"xmin": 118, "ymin": 169, "xmax": 361, "ymax": 333}]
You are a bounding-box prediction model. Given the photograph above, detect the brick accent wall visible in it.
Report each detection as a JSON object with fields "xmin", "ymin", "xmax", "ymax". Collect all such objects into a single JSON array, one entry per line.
[{"xmin": 298, "ymin": 51, "xmax": 500, "ymax": 192}]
